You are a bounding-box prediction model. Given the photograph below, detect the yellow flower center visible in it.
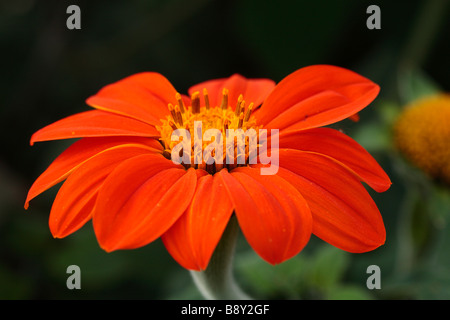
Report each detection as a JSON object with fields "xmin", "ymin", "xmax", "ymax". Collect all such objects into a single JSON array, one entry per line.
[
  {"xmin": 156, "ymin": 88, "xmax": 262, "ymax": 174},
  {"xmin": 394, "ymin": 94, "xmax": 450, "ymax": 184}
]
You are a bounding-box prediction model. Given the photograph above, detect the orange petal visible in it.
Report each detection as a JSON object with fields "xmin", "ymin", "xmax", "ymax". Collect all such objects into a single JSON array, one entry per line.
[
  {"xmin": 86, "ymin": 72, "xmax": 178, "ymax": 125},
  {"xmin": 279, "ymin": 128, "xmax": 391, "ymax": 192},
  {"xmin": 188, "ymin": 74, "xmax": 275, "ymax": 110},
  {"xmin": 348, "ymin": 113, "xmax": 360, "ymax": 122},
  {"xmin": 276, "ymin": 149, "xmax": 386, "ymax": 253},
  {"xmin": 25, "ymin": 137, "xmax": 162, "ymax": 209},
  {"xmin": 216, "ymin": 168, "xmax": 312, "ymax": 265},
  {"xmin": 162, "ymin": 174, "xmax": 234, "ymax": 271},
  {"xmin": 49, "ymin": 145, "xmax": 153, "ymax": 238},
  {"xmin": 256, "ymin": 65, "xmax": 379, "ymax": 130},
  {"xmin": 30, "ymin": 110, "xmax": 160, "ymax": 145},
  {"xmin": 93, "ymin": 155, "xmax": 196, "ymax": 252}
]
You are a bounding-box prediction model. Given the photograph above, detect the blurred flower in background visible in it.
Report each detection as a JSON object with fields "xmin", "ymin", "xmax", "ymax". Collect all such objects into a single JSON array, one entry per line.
[{"xmin": 394, "ymin": 94, "xmax": 450, "ymax": 186}]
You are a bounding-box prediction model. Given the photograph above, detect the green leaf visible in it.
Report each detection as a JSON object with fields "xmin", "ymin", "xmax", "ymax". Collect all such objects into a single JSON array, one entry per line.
[
  {"xmin": 308, "ymin": 246, "xmax": 349, "ymax": 290},
  {"xmin": 399, "ymin": 69, "xmax": 442, "ymax": 104},
  {"xmin": 352, "ymin": 121, "xmax": 392, "ymax": 152},
  {"xmin": 236, "ymin": 251, "xmax": 309, "ymax": 299},
  {"xmin": 327, "ymin": 285, "xmax": 373, "ymax": 300}
]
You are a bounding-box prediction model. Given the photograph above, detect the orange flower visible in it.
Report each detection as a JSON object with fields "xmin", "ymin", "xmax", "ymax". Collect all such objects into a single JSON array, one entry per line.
[{"xmin": 25, "ymin": 65, "xmax": 391, "ymax": 271}]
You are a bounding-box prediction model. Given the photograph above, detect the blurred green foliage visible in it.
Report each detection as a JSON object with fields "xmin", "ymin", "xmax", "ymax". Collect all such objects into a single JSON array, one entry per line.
[{"xmin": 1, "ymin": 0, "xmax": 450, "ymax": 299}]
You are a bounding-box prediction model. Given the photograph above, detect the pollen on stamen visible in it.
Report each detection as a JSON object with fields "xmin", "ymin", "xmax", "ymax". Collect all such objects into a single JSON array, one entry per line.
[
  {"xmin": 235, "ymin": 95, "xmax": 244, "ymax": 116},
  {"xmin": 238, "ymin": 112, "xmax": 244, "ymax": 129},
  {"xmin": 174, "ymin": 105, "xmax": 183, "ymax": 126},
  {"xmin": 203, "ymin": 88, "xmax": 210, "ymax": 110},
  {"xmin": 157, "ymin": 89, "xmax": 262, "ymax": 175},
  {"xmin": 223, "ymin": 119, "xmax": 230, "ymax": 133},
  {"xmin": 168, "ymin": 120, "xmax": 178, "ymax": 131},
  {"xmin": 175, "ymin": 92, "xmax": 185, "ymax": 114},
  {"xmin": 168, "ymin": 103, "xmax": 176, "ymax": 120},
  {"xmin": 244, "ymin": 103, "xmax": 254, "ymax": 122},
  {"xmin": 221, "ymin": 89, "xmax": 229, "ymax": 110},
  {"xmin": 191, "ymin": 91, "xmax": 200, "ymax": 114}
]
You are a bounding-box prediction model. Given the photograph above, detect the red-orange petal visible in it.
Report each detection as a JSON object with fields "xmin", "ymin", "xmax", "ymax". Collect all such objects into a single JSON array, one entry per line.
[
  {"xmin": 216, "ymin": 168, "xmax": 312, "ymax": 265},
  {"xmin": 256, "ymin": 65, "xmax": 379, "ymax": 130},
  {"xmin": 348, "ymin": 113, "xmax": 360, "ymax": 122},
  {"xmin": 188, "ymin": 74, "xmax": 275, "ymax": 110},
  {"xmin": 49, "ymin": 145, "xmax": 153, "ymax": 238},
  {"xmin": 162, "ymin": 174, "xmax": 234, "ymax": 271},
  {"xmin": 278, "ymin": 128, "xmax": 391, "ymax": 192},
  {"xmin": 276, "ymin": 149, "xmax": 386, "ymax": 253},
  {"xmin": 86, "ymin": 72, "xmax": 178, "ymax": 125},
  {"xmin": 25, "ymin": 137, "xmax": 162, "ymax": 209},
  {"xmin": 93, "ymin": 155, "xmax": 196, "ymax": 252},
  {"xmin": 30, "ymin": 110, "xmax": 160, "ymax": 145}
]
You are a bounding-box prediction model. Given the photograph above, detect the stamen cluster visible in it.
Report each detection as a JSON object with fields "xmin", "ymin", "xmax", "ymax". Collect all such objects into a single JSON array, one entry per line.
[{"xmin": 157, "ymin": 88, "xmax": 261, "ymax": 174}]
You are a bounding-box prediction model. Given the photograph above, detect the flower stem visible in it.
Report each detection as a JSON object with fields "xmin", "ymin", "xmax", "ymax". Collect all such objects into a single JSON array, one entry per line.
[{"xmin": 190, "ymin": 215, "xmax": 251, "ymax": 300}]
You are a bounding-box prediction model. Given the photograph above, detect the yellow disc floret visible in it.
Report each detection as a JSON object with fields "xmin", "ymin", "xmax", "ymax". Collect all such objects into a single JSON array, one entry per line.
[
  {"xmin": 394, "ymin": 94, "xmax": 450, "ymax": 184},
  {"xmin": 156, "ymin": 88, "xmax": 261, "ymax": 174}
]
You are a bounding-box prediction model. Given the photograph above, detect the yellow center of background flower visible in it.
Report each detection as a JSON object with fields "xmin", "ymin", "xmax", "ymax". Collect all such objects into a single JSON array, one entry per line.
[
  {"xmin": 394, "ymin": 94, "xmax": 450, "ymax": 184},
  {"xmin": 156, "ymin": 89, "xmax": 261, "ymax": 174}
]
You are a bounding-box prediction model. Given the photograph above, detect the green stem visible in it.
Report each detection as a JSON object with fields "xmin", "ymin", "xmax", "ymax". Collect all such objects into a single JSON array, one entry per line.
[{"xmin": 190, "ymin": 215, "xmax": 251, "ymax": 300}]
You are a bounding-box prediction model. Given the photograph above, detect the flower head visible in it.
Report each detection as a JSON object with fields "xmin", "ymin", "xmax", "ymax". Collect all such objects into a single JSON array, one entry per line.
[
  {"xmin": 26, "ymin": 65, "xmax": 391, "ymax": 271},
  {"xmin": 394, "ymin": 94, "xmax": 450, "ymax": 184}
]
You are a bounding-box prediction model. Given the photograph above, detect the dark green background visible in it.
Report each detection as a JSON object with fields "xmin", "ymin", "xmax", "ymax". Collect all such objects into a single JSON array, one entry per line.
[{"xmin": 1, "ymin": 0, "xmax": 449, "ymax": 299}]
